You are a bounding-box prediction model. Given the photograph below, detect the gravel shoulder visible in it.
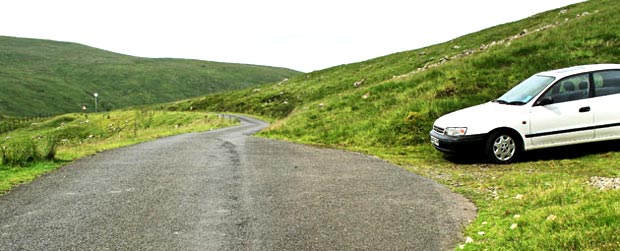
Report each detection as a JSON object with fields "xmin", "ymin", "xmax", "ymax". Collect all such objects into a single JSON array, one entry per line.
[{"xmin": 0, "ymin": 115, "xmax": 475, "ymax": 251}]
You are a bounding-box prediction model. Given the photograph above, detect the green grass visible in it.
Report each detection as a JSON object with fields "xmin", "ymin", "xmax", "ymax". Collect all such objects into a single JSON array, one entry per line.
[
  {"xmin": 161, "ymin": 0, "xmax": 620, "ymax": 249},
  {"xmin": 0, "ymin": 36, "xmax": 301, "ymax": 117},
  {"xmin": 2, "ymin": 0, "xmax": 618, "ymax": 249},
  {"xmin": 364, "ymin": 144, "xmax": 620, "ymax": 250},
  {"xmin": 0, "ymin": 161, "xmax": 58, "ymax": 192},
  {"xmin": 0, "ymin": 110, "xmax": 237, "ymax": 194}
]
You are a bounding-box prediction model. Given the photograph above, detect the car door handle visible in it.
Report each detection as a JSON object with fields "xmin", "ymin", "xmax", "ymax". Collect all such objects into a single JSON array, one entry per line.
[{"xmin": 579, "ymin": 106, "xmax": 591, "ymax": 113}]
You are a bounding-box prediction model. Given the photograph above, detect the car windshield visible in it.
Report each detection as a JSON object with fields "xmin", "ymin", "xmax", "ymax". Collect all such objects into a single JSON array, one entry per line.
[{"xmin": 494, "ymin": 75, "xmax": 555, "ymax": 105}]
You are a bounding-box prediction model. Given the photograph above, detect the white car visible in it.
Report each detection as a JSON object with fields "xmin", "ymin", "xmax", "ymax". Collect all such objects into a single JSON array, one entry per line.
[{"xmin": 430, "ymin": 64, "xmax": 620, "ymax": 163}]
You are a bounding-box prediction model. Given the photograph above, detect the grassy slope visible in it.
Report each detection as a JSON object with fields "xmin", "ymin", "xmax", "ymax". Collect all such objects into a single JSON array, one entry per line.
[
  {"xmin": 0, "ymin": 36, "xmax": 301, "ymax": 116},
  {"xmin": 179, "ymin": 1, "xmax": 620, "ymax": 147},
  {"xmin": 167, "ymin": 0, "xmax": 620, "ymax": 249}
]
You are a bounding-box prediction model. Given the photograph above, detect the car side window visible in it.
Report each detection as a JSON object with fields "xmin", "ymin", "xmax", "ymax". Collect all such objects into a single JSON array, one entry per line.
[
  {"xmin": 540, "ymin": 73, "xmax": 590, "ymax": 104},
  {"xmin": 593, "ymin": 70, "xmax": 620, "ymax": 97}
]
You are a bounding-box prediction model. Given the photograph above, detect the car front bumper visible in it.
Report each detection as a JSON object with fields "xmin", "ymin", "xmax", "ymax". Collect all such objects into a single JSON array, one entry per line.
[{"xmin": 429, "ymin": 130, "xmax": 486, "ymax": 154}]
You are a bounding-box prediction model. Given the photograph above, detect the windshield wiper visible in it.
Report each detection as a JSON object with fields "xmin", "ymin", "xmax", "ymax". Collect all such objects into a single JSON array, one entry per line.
[
  {"xmin": 493, "ymin": 99, "xmax": 526, "ymax": 105},
  {"xmin": 507, "ymin": 101, "xmax": 527, "ymax": 105}
]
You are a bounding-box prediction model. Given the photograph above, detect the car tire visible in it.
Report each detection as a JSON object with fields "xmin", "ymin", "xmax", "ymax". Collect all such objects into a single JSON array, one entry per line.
[{"xmin": 485, "ymin": 130, "xmax": 520, "ymax": 164}]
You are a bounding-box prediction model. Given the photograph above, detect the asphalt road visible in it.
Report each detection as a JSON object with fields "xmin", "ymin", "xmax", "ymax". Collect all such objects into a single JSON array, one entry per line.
[{"xmin": 0, "ymin": 116, "xmax": 475, "ymax": 251}]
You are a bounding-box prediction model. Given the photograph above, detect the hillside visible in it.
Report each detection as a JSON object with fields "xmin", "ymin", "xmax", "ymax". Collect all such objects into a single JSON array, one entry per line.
[
  {"xmin": 163, "ymin": 0, "xmax": 620, "ymax": 249},
  {"xmin": 0, "ymin": 36, "xmax": 300, "ymax": 116},
  {"xmin": 169, "ymin": 0, "xmax": 617, "ymax": 149}
]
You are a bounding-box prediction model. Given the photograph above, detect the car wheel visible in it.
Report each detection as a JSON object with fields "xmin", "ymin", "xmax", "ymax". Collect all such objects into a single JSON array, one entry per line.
[{"xmin": 485, "ymin": 131, "xmax": 520, "ymax": 164}]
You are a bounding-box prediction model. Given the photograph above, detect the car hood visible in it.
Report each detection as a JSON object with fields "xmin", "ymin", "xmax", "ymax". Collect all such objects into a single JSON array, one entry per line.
[{"xmin": 434, "ymin": 101, "xmax": 526, "ymax": 129}]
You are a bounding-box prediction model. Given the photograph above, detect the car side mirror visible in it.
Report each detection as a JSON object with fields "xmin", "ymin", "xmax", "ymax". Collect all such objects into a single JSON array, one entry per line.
[{"xmin": 536, "ymin": 97, "xmax": 554, "ymax": 106}]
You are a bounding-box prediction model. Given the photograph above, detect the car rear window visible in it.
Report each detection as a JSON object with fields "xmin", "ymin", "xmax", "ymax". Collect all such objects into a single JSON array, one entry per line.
[{"xmin": 593, "ymin": 70, "xmax": 620, "ymax": 97}]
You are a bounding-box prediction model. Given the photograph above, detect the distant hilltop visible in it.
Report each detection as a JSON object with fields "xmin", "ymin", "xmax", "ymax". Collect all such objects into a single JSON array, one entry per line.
[{"xmin": 0, "ymin": 36, "xmax": 301, "ymax": 117}]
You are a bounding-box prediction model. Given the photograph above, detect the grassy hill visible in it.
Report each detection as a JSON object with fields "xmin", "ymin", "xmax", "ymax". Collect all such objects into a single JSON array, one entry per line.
[
  {"xmin": 163, "ymin": 0, "xmax": 620, "ymax": 249},
  {"xmin": 164, "ymin": 0, "xmax": 619, "ymax": 149},
  {"xmin": 0, "ymin": 36, "xmax": 300, "ymax": 117}
]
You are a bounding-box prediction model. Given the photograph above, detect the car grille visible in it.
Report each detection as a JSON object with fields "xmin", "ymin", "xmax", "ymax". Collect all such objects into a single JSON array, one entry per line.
[{"xmin": 433, "ymin": 125, "xmax": 445, "ymax": 135}]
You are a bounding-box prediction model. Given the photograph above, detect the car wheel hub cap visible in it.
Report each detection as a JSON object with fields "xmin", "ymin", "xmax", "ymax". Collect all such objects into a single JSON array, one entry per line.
[{"xmin": 493, "ymin": 135, "xmax": 515, "ymax": 161}]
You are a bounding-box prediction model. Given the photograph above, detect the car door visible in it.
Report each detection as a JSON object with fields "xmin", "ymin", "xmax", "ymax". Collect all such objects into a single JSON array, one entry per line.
[
  {"xmin": 592, "ymin": 70, "xmax": 620, "ymax": 139},
  {"xmin": 527, "ymin": 73, "xmax": 595, "ymax": 147}
]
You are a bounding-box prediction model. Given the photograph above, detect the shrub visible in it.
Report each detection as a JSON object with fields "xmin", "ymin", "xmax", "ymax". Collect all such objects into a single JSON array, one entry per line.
[
  {"xmin": 0, "ymin": 135, "xmax": 57, "ymax": 166},
  {"xmin": 1, "ymin": 137, "xmax": 36, "ymax": 166},
  {"xmin": 35, "ymin": 135, "xmax": 58, "ymax": 161}
]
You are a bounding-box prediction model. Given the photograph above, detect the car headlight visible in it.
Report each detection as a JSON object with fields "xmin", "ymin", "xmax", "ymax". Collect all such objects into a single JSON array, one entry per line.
[{"xmin": 445, "ymin": 127, "xmax": 467, "ymax": 136}]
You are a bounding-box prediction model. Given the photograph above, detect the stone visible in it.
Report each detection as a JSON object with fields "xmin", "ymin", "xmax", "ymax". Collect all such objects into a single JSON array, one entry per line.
[
  {"xmin": 353, "ymin": 79, "xmax": 365, "ymax": 88},
  {"xmin": 588, "ymin": 176, "xmax": 620, "ymax": 190}
]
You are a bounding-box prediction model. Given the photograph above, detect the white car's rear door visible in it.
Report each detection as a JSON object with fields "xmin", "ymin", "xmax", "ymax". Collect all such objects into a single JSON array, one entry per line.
[{"xmin": 592, "ymin": 70, "xmax": 620, "ymax": 140}]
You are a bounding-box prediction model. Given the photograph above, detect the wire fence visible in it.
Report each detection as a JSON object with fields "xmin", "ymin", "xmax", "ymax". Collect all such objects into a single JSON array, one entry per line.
[
  {"xmin": 217, "ymin": 114, "xmax": 241, "ymax": 123},
  {"xmin": 0, "ymin": 115, "xmax": 57, "ymax": 135}
]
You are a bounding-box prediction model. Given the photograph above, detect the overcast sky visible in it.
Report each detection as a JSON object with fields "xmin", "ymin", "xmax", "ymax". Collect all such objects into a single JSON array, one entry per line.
[{"xmin": 1, "ymin": 0, "xmax": 584, "ymax": 72}]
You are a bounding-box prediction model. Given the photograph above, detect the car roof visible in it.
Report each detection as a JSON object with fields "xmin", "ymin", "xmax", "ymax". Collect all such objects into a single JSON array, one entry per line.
[{"xmin": 536, "ymin": 64, "xmax": 620, "ymax": 79}]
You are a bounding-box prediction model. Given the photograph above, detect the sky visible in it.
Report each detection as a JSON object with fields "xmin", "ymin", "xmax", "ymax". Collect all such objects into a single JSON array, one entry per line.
[{"xmin": 1, "ymin": 0, "xmax": 585, "ymax": 72}]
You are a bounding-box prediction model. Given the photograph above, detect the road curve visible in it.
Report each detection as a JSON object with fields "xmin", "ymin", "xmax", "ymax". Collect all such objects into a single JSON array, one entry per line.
[{"xmin": 0, "ymin": 115, "xmax": 475, "ymax": 251}]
